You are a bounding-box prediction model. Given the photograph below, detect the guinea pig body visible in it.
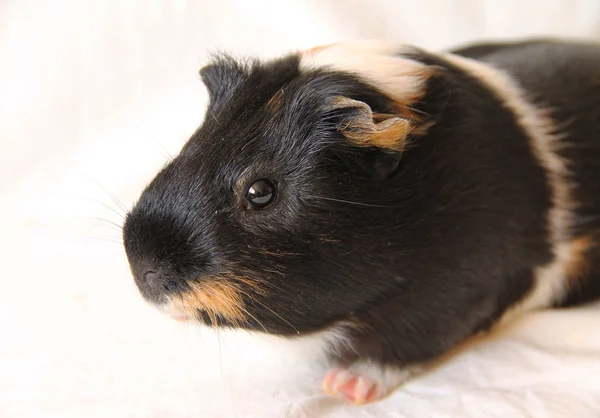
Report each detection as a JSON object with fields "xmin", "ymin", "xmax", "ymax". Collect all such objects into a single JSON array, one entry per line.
[{"xmin": 123, "ymin": 39, "xmax": 600, "ymax": 404}]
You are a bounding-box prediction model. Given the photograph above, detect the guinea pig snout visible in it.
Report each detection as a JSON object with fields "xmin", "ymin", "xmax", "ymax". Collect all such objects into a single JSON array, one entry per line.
[{"xmin": 122, "ymin": 201, "xmax": 206, "ymax": 302}]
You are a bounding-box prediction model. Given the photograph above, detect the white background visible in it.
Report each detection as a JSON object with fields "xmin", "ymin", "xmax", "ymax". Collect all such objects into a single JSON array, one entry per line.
[{"xmin": 1, "ymin": 1, "xmax": 600, "ymax": 417}]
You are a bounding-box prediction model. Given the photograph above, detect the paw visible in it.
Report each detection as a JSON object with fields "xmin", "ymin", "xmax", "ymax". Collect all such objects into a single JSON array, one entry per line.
[
  {"xmin": 322, "ymin": 364, "xmax": 419, "ymax": 405},
  {"xmin": 322, "ymin": 368, "xmax": 379, "ymax": 405}
]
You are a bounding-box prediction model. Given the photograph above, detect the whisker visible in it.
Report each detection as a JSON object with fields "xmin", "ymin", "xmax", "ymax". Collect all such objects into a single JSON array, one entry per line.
[
  {"xmin": 175, "ymin": 291, "xmax": 187, "ymax": 317},
  {"xmin": 210, "ymin": 111, "xmax": 221, "ymax": 126},
  {"xmin": 312, "ymin": 195, "xmax": 396, "ymax": 208},
  {"xmin": 90, "ymin": 217, "xmax": 123, "ymax": 231},
  {"xmin": 94, "ymin": 249, "xmax": 128, "ymax": 260},
  {"xmin": 216, "ymin": 328, "xmax": 224, "ymax": 379},
  {"xmin": 406, "ymin": 105, "xmax": 430, "ymax": 118},
  {"xmin": 85, "ymin": 236, "xmax": 124, "ymax": 245},
  {"xmin": 238, "ymin": 305, "xmax": 269, "ymax": 333},
  {"xmin": 152, "ymin": 140, "xmax": 175, "ymax": 161},
  {"xmin": 86, "ymin": 177, "xmax": 129, "ymax": 214},
  {"xmin": 176, "ymin": 293, "xmax": 196, "ymax": 352},
  {"xmin": 236, "ymin": 289, "xmax": 298, "ymax": 335},
  {"xmin": 234, "ymin": 271, "xmax": 287, "ymax": 296},
  {"xmin": 79, "ymin": 196, "xmax": 127, "ymax": 220},
  {"xmin": 208, "ymin": 309, "xmax": 217, "ymax": 327}
]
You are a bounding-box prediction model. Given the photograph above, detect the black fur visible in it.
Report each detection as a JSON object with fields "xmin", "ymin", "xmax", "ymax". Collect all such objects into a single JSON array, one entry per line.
[
  {"xmin": 452, "ymin": 39, "xmax": 600, "ymax": 306},
  {"xmin": 123, "ymin": 40, "xmax": 600, "ymax": 372}
]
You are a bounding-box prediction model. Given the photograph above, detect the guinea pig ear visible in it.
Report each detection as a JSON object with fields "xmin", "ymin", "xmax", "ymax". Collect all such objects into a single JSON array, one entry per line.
[
  {"xmin": 199, "ymin": 56, "xmax": 247, "ymax": 109},
  {"xmin": 324, "ymin": 96, "xmax": 412, "ymax": 152},
  {"xmin": 324, "ymin": 97, "xmax": 408, "ymax": 180}
]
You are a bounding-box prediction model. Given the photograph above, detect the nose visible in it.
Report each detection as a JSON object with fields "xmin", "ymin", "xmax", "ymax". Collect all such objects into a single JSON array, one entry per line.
[{"xmin": 130, "ymin": 262, "xmax": 173, "ymax": 303}]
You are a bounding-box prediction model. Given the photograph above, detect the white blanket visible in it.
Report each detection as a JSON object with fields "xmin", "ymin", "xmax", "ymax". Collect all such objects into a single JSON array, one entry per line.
[{"xmin": 2, "ymin": 1, "xmax": 600, "ymax": 417}]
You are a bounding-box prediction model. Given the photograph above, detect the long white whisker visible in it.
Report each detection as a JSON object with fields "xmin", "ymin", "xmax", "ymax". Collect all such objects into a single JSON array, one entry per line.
[
  {"xmin": 238, "ymin": 305, "xmax": 269, "ymax": 333},
  {"xmin": 90, "ymin": 217, "xmax": 123, "ymax": 231},
  {"xmin": 238, "ymin": 290, "xmax": 299, "ymax": 335},
  {"xmin": 313, "ymin": 195, "xmax": 395, "ymax": 208},
  {"xmin": 86, "ymin": 177, "xmax": 129, "ymax": 213}
]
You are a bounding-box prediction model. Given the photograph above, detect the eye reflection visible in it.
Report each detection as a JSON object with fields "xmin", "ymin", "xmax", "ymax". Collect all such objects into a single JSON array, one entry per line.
[{"xmin": 247, "ymin": 179, "xmax": 276, "ymax": 209}]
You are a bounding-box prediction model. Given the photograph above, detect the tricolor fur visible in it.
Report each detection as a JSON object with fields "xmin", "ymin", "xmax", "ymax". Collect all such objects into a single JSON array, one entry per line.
[{"xmin": 123, "ymin": 39, "xmax": 600, "ymax": 403}]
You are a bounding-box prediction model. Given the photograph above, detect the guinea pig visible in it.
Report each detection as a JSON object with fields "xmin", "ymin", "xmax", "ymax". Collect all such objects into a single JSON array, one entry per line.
[{"xmin": 123, "ymin": 39, "xmax": 600, "ymax": 404}]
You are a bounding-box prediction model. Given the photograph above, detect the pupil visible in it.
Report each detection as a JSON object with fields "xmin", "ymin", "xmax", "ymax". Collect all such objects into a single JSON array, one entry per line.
[{"xmin": 248, "ymin": 180, "xmax": 274, "ymax": 207}]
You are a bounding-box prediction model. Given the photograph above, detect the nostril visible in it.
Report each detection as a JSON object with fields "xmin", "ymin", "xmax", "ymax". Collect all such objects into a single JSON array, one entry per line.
[
  {"xmin": 130, "ymin": 262, "xmax": 173, "ymax": 303},
  {"xmin": 143, "ymin": 269, "xmax": 160, "ymax": 284}
]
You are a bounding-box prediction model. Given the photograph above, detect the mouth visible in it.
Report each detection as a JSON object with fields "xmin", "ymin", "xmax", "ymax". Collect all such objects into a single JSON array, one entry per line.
[
  {"xmin": 148, "ymin": 278, "xmax": 257, "ymax": 328},
  {"xmin": 157, "ymin": 300, "xmax": 229, "ymax": 326},
  {"xmin": 157, "ymin": 303, "xmax": 196, "ymax": 322},
  {"xmin": 169, "ymin": 313, "xmax": 192, "ymax": 322},
  {"xmin": 156, "ymin": 299, "xmax": 245, "ymax": 328}
]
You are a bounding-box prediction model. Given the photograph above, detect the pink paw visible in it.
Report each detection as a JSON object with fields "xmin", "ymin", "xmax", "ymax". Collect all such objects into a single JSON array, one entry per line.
[{"xmin": 322, "ymin": 368, "xmax": 379, "ymax": 405}]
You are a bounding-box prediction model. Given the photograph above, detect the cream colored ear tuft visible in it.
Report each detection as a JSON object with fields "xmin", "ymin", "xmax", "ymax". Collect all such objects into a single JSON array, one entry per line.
[{"xmin": 300, "ymin": 41, "xmax": 433, "ymax": 106}]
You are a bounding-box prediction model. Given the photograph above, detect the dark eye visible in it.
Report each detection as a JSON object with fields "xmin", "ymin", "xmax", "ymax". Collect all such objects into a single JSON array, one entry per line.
[{"xmin": 246, "ymin": 179, "xmax": 276, "ymax": 209}]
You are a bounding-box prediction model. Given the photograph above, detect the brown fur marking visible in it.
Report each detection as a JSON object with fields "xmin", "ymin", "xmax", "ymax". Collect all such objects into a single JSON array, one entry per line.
[
  {"xmin": 177, "ymin": 279, "xmax": 249, "ymax": 326},
  {"xmin": 326, "ymin": 96, "xmax": 412, "ymax": 151},
  {"xmin": 565, "ymin": 235, "xmax": 595, "ymax": 286},
  {"xmin": 343, "ymin": 116, "xmax": 411, "ymax": 151},
  {"xmin": 267, "ymin": 89, "xmax": 284, "ymax": 112}
]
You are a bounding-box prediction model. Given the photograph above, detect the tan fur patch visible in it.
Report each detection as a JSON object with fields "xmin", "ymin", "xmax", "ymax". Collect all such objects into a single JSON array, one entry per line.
[
  {"xmin": 161, "ymin": 272, "xmax": 267, "ymax": 326},
  {"xmin": 179, "ymin": 280, "xmax": 246, "ymax": 326},
  {"xmin": 300, "ymin": 41, "xmax": 433, "ymax": 150},
  {"xmin": 343, "ymin": 120, "xmax": 410, "ymax": 151},
  {"xmin": 335, "ymin": 98, "xmax": 411, "ymax": 151},
  {"xmin": 565, "ymin": 236, "xmax": 594, "ymax": 285}
]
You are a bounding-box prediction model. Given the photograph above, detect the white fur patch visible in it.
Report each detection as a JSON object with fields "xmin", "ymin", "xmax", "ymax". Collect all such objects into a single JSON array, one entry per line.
[
  {"xmin": 248, "ymin": 322, "xmax": 356, "ymax": 362},
  {"xmin": 299, "ymin": 41, "xmax": 431, "ymax": 103},
  {"xmin": 162, "ymin": 306, "xmax": 355, "ymax": 365},
  {"xmin": 439, "ymin": 52, "xmax": 575, "ymax": 320}
]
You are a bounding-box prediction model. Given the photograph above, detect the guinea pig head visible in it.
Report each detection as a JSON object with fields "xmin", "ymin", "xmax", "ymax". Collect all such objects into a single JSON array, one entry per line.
[{"xmin": 123, "ymin": 42, "xmax": 435, "ymax": 335}]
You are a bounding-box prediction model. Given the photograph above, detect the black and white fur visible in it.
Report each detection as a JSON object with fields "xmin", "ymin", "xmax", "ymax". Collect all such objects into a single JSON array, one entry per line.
[{"xmin": 123, "ymin": 39, "xmax": 600, "ymax": 404}]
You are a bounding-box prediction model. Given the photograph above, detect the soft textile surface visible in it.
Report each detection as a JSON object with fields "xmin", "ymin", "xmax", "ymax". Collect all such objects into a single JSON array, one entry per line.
[{"xmin": 2, "ymin": 1, "xmax": 600, "ymax": 417}]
